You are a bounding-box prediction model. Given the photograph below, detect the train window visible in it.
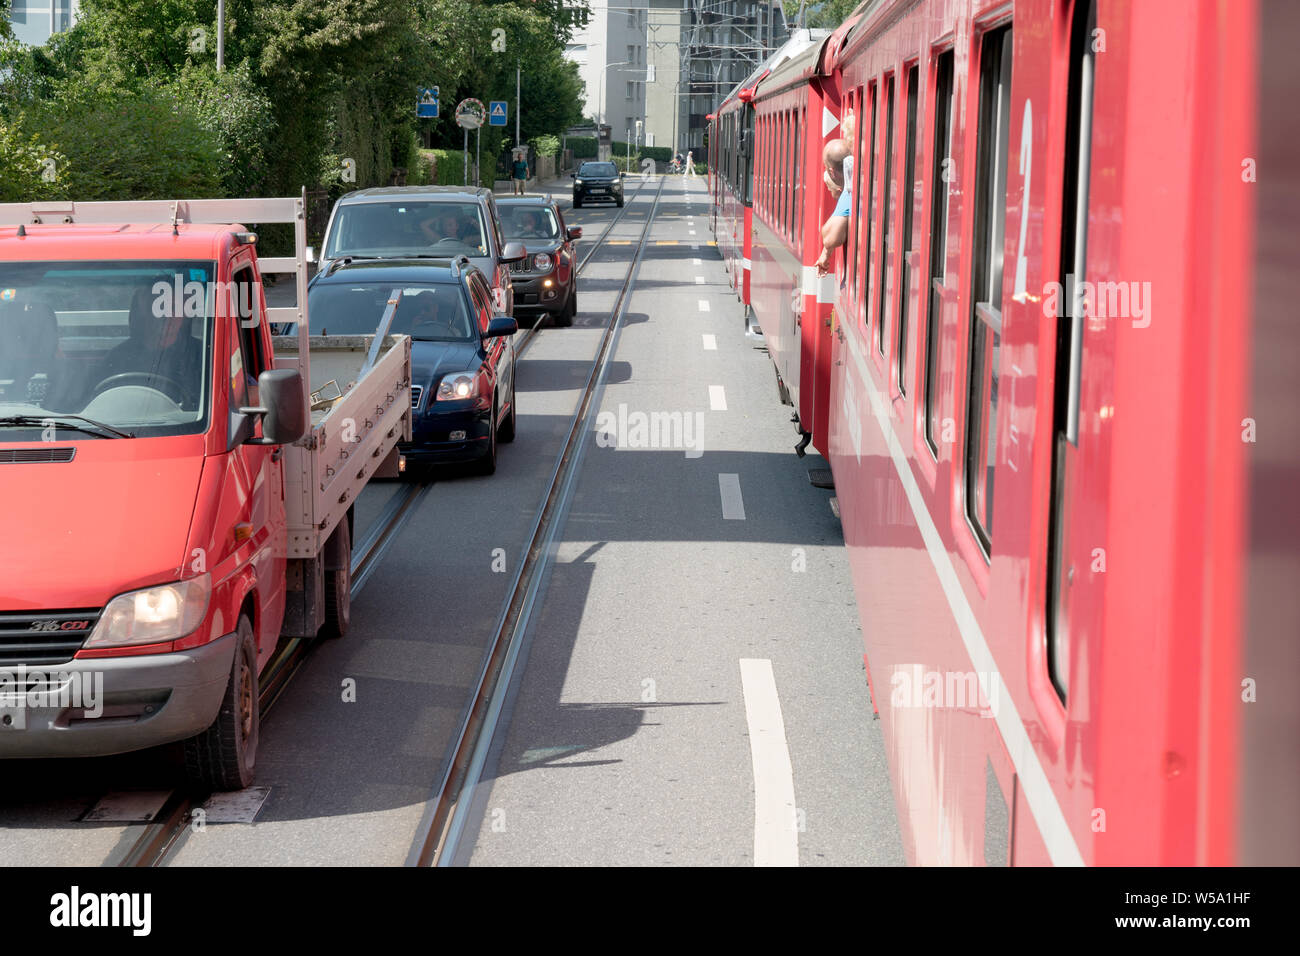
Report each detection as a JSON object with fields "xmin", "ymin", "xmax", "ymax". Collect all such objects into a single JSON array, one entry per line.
[
  {"xmin": 744, "ymin": 107, "xmax": 753, "ymax": 207},
  {"xmin": 793, "ymin": 109, "xmax": 802, "ymax": 251},
  {"xmin": 847, "ymin": 90, "xmax": 862, "ymax": 303},
  {"xmin": 897, "ymin": 63, "xmax": 920, "ymax": 393},
  {"xmin": 784, "ymin": 110, "xmax": 792, "ymax": 236},
  {"xmin": 860, "ymin": 83, "xmax": 877, "ymax": 330},
  {"xmin": 924, "ymin": 50, "xmax": 956, "ymax": 456},
  {"xmin": 877, "ymin": 75, "xmax": 896, "ymax": 356},
  {"xmin": 1046, "ymin": 0, "xmax": 1097, "ymax": 702},
  {"xmin": 964, "ymin": 24, "xmax": 1014, "ymax": 556}
]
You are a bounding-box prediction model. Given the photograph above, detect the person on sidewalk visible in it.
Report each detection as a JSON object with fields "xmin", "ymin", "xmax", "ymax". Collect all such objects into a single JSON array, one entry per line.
[
  {"xmin": 512, "ymin": 155, "xmax": 528, "ymax": 195},
  {"xmin": 685, "ymin": 150, "xmax": 695, "ymax": 178}
]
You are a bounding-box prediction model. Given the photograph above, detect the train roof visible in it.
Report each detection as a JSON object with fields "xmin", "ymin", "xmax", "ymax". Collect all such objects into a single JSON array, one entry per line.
[{"xmin": 715, "ymin": 28, "xmax": 829, "ymax": 114}]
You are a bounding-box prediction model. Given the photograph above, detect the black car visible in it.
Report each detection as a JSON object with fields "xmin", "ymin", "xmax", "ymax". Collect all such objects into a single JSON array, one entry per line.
[
  {"xmin": 307, "ymin": 258, "xmax": 517, "ymax": 474},
  {"xmin": 496, "ymin": 196, "xmax": 582, "ymax": 327},
  {"xmin": 571, "ymin": 161, "xmax": 624, "ymax": 208}
]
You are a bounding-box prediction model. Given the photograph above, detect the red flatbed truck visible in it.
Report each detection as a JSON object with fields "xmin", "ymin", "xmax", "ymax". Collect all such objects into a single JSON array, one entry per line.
[{"xmin": 0, "ymin": 195, "xmax": 411, "ymax": 788}]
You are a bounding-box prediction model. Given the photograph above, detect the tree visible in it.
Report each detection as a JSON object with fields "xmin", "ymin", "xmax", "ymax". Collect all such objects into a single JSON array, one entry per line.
[{"xmin": 782, "ymin": 0, "xmax": 861, "ymax": 29}]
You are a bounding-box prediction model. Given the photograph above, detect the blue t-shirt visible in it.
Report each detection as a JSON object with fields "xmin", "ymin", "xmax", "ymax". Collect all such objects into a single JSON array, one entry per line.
[
  {"xmin": 513, "ymin": 161, "xmax": 528, "ymax": 178},
  {"xmin": 833, "ymin": 154, "xmax": 854, "ymax": 217}
]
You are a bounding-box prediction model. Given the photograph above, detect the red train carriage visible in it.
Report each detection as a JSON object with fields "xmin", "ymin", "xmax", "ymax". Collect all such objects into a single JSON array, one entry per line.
[{"xmin": 723, "ymin": 0, "xmax": 1295, "ymax": 865}]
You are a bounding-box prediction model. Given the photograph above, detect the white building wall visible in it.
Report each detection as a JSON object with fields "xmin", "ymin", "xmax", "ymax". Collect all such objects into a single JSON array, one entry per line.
[{"xmin": 564, "ymin": 1, "xmax": 649, "ymax": 156}]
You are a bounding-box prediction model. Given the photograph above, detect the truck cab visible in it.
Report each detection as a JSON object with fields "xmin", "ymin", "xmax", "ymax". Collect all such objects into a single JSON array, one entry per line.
[{"xmin": 0, "ymin": 196, "xmax": 411, "ymax": 789}]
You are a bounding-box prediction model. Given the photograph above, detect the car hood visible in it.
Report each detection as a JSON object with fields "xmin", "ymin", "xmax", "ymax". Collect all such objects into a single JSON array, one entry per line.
[
  {"xmin": 412, "ymin": 340, "xmax": 482, "ymax": 392},
  {"xmin": 0, "ymin": 439, "xmax": 204, "ymax": 610}
]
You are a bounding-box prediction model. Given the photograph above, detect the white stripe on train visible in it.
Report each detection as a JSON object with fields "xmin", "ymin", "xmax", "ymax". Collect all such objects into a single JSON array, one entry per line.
[{"xmin": 839, "ymin": 320, "xmax": 1086, "ymax": 867}]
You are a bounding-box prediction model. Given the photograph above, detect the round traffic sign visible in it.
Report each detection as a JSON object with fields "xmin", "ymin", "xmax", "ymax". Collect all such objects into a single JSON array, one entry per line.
[{"xmin": 455, "ymin": 98, "xmax": 486, "ymax": 130}]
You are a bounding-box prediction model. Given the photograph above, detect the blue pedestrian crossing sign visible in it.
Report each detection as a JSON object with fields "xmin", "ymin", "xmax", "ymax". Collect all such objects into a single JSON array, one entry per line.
[
  {"xmin": 417, "ymin": 87, "xmax": 439, "ymax": 118},
  {"xmin": 489, "ymin": 101, "xmax": 508, "ymax": 127}
]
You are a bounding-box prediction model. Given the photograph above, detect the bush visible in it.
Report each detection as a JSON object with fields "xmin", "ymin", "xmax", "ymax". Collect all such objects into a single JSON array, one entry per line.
[
  {"xmin": 641, "ymin": 145, "xmax": 673, "ymax": 163},
  {"xmin": 530, "ymin": 133, "xmax": 559, "ymax": 158},
  {"xmin": 420, "ymin": 148, "xmax": 473, "ymax": 186},
  {"xmin": 23, "ymin": 83, "xmax": 224, "ymax": 200},
  {"xmin": 169, "ymin": 61, "xmax": 274, "ymax": 197},
  {"xmin": 0, "ymin": 117, "xmax": 67, "ymax": 202}
]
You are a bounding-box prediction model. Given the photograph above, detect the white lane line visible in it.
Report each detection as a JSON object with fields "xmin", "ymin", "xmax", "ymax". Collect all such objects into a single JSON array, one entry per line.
[
  {"xmin": 698, "ymin": 299, "xmax": 711, "ymax": 312},
  {"xmin": 695, "ymin": 276, "xmax": 705, "ymax": 284},
  {"xmin": 718, "ymin": 472, "xmax": 745, "ymax": 519},
  {"xmin": 689, "ymin": 229, "xmax": 697, "ymax": 235},
  {"xmin": 691, "ymin": 244, "xmax": 700, "ymax": 251},
  {"xmin": 739, "ymin": 658, "xmax": 798, "ymax": 867},
  {"xmin": 709, "ymin": 385, "xmax": 727, "ymax": 411},
  {"xmin": 702, "ymin": 333, "xmax": 717, "ymax": 350},
  {"xmin": 693, "ymin": 257, "xmax": 702, "ymax": 265}
]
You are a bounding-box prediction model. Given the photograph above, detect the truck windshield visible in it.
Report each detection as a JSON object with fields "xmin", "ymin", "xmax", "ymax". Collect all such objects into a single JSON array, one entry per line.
[
  {"xmin": 0, "ymin": 260, "xmax": 214, "ymax": 439},
  {"xmin": 307, "ymin": 282, "xmax": 476, "ymax": 342},
  {"xmin": 324, "ymin": 201, "xmax": 489, "ymax": 259}
]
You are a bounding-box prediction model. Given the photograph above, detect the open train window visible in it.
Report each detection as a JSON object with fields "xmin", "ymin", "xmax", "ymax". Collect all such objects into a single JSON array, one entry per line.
[
  {"xmin": 964, "ymin": 24, "xmax": 1014, "ymax": 556},
  {"xmin": 860, "ymin": 83, "xmax": 878, "ymax": 330},
  {"xmin": 897, "ymin": 63, "xmax": 920, "ymax": 393},
  {"xmin": 1046, "ymin": 0, "xmax": 1097, "ymax": 703},
  {"xmin": 876, "ymin": 74, "xmax": 896, "ymax": 357},
  {"xmin": 924, "ymin": 50, "xmax": 956, "ymax": 456}
]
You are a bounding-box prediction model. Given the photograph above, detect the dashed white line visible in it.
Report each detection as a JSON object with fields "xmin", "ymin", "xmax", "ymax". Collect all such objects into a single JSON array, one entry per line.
[
  {"xmin": 718, "ymin": 473, "xmax": 745, "ymax": 519},
  {"xmin": 695, "ymin": 276, "xmax": 705, "ymax": 284},
  {"xmin": 709, "ymin": 385, "xmax": 727, "ymax": 411},
  {"xmin": 702, "ymin": 333, "xmax": 717, "ymax": 350},
  {"xmin": 698, "ymin": 300, "xmax": 711, "ymax": 312},
  {"xmin": 689, "ymin": 230, "xmax": 696, "ymax": 235},
  {"xmin": 739, "ymin": 658, "xmax": 798, "ymax": 867},
  {"xmin": 693, "ymin": 258, "xmax": 702, "ymax": 265}
]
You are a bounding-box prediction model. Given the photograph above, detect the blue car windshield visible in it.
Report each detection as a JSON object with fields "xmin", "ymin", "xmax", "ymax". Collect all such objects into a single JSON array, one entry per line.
[{"xmin": 308, "ymin": 282, "xmax": 476, "ymax": 342}]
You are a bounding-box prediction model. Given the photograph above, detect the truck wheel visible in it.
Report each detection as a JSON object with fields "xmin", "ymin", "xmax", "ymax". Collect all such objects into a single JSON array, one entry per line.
[
  {"xmin": 321, "ymin": 516, "xmax": 352, "ymax": 639},
  {"xmin": 183, "ymin": 615, "xmax": 258, "ymax": 791},
  {"xmin": 499, "ymin": 369, "xmax": 517, "ymax": 443}
]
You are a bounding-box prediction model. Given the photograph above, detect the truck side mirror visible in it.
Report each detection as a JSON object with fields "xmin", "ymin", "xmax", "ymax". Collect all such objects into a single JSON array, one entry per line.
[{"xmin": 241, "ymin": 369, "xmax": 307, "ymax": 445}]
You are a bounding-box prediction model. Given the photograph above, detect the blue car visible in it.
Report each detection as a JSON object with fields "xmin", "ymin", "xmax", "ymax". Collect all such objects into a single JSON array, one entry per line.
[{"xmin": 306, "ymin": 257, "xmax": 517, "ymax": 474}]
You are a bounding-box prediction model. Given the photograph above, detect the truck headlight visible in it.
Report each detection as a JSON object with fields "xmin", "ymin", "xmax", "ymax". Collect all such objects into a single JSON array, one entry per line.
[{"xmin": 85, "ymin": 574, "xmax": 211, "ymax": 649}]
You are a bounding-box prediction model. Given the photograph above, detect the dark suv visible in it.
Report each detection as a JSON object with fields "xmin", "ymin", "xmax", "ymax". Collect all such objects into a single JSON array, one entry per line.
[
  {"xmin": 571, "ymin": 161, "xmax": 624, "ymax": 208},
  {"xmin": 496, "ymin": 196, "xmax": 582, "ymax": 326},
  {"xmin": 316, "ymin": 186, "xmax": 526, "ymax": 315}
]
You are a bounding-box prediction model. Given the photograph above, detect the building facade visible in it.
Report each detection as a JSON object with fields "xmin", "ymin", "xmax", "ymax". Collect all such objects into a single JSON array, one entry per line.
[
  {"xmin": 6, "ymin": 0, "xmax": 79, "ymax": 46},
  {"xmin": 564, "ymin": 1, "xmax": 651, "ymax": 160}
]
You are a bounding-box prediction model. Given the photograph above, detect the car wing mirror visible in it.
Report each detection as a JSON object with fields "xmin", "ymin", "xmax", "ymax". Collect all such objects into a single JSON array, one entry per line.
[
  {"xmin": 484, "ymin": 315, "xmax": 518, "ymax": 338},
  {"xmin": 567, "ymin": 226, "xmax": 583, "ymax": 240},
  {"xmin": 241, "ymin": 369, "xmax": 307, "ymax": 445},
  {"xmin": 501, "ymin": 241, "xmax": 527, "ymax": 262}
]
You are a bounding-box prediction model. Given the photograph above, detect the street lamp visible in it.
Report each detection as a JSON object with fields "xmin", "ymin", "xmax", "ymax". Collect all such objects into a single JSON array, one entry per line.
[{"xmin": 597, "ymin": 60, "xmax": 634, "ymax": 129}]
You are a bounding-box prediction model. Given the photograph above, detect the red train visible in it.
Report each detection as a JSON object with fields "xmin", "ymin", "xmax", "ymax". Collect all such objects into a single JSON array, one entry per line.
[{"xmin": 710, "ymin": 0, "xmax": 1298, "ymax": 865}]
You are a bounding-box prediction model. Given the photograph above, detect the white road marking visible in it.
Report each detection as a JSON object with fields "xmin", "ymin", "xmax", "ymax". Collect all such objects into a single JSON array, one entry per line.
[
  {"xmin": 691, "ymin": 244, "xmax": 700, "ymax": 251},
  {"xmin": 693, "ymin": 257, "xmax": 702, "ymax": 265},
  {"xmin": 739, "ymin": 658, "xmax": 798, "ymax": 867},
  {"xmin": 709, "ymin": 385, "xmax": 727, "ymax": 410},
  {"xmin": 718, "ymin": 473, "xmax": 745, "ymax": 519},
  {"xmin": 702, "ymin": 333, "xmax": 717, "ymax": 350},
  {"xmin": 699, "ymin": 300, "xmax": 711, "ymax": 312},
  {"xmin": 689, "ymin": 229, "xmax": 697, "ymax": 235},
  {"xmin": 695, "ymin": 276, "xmax": 705, "ymax": 284}
]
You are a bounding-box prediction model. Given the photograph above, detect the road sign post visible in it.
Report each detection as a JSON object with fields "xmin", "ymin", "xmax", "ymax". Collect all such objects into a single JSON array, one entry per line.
[{"xmin": 455, "ymin": 99, "xmax": 486, "ymax": 187}]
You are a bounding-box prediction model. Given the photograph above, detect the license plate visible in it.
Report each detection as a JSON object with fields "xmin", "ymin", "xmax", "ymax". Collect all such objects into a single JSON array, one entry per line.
[{"xmin": 591, "ymin": 188, "xmax": 605, "ymax": 193}]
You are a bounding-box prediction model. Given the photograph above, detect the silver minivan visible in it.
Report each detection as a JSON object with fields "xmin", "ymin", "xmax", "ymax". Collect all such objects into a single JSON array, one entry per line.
[{"xmin": 316, "ymin": 186, "xmax": 527, "ymax": 314}]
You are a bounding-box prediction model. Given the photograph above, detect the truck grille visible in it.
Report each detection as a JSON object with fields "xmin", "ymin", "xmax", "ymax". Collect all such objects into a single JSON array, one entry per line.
[
  {"xmin": 411, "ymin": 385, "xmax": 423, "ymax": 409},
  {"xmin": 0, "ymin": 609, "xmax": 101, "ymax": 667}
]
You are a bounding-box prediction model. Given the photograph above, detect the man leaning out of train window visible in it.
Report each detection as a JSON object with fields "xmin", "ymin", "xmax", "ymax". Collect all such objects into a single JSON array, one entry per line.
[{"xmin": 816, "ymin": 112, "xmax": 856, "ymax": 278}]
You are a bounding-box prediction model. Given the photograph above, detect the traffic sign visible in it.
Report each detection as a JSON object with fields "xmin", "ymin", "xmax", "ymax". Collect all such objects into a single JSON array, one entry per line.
[
  {"xmin": 417, "ymin": 87, "xmax": 439, "ymax": 118},
  {"xmin": 489, "ymin": 101, "xmax": 508, "ymax": 127},
  {"xmin": 455, "ymin": 98, "xmax": 486, "ymax": 130}
]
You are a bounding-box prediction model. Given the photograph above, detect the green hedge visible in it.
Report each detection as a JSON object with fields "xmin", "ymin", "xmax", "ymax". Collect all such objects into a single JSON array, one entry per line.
[
  {"xmin": 568, "ymin": 136, "xmax": 598, "ymax": 158},
  {"xmin": 641, "ymin": 145, "xmax": 673, "ymax": 163},
  {"xmin": 420, "ymin": 148, "xmax": 474, "ymax": 185}
]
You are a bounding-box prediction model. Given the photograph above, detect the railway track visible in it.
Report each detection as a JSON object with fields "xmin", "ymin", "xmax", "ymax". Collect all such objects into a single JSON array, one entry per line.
[
  {"xmin": 409, "ymin": 173, "xmax": 667, "ymax": 866},
  {"xmin": 112, "ymin": 175, "xmax": 663, "ymax": 867}
]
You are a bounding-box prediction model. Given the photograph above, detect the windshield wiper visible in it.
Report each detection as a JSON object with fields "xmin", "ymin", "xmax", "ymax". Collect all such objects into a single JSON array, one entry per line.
[{"xmin": 0, "ymin": 414, "xmax": 135, "ymax": 439}]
